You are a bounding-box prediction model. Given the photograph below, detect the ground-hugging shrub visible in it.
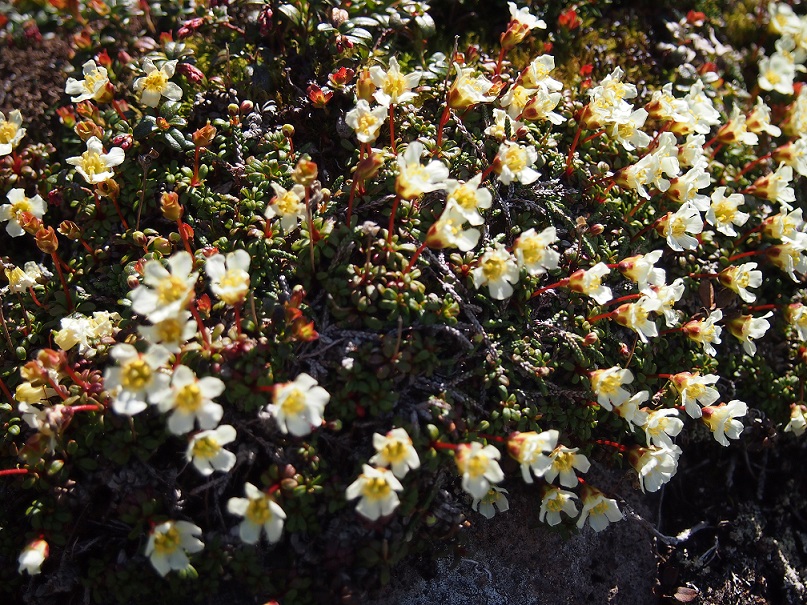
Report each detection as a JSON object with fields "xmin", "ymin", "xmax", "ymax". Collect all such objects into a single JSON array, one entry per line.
[{"xmin": 2, "ymin": 0, "xmax": 807, "ymax": 602}]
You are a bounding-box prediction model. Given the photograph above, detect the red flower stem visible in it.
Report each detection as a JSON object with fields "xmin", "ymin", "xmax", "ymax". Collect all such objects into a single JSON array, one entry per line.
[
  {"xmin": 605, "ymin": 293, "xmax": 642, "ymax": 306},
  {"xmin": 388, "ymin": 105, "xmax": 397, "ymax": 154},
  {"xmin": 305, "ymin": 186, "xmax": 315, "ymax": 271},
  {"xmin": 404, "ymin": 241, "xmax": 429, "ymax": 274},
  {"xmin": 645, "ymin": 373, "xmax": 673, "ymax": 380},
  {"xmin": 595, "ymin": 439, "xmax": 628, "ymax": 453},
  {"xmin": 737, "ymin": 152, "xmax": 772, "ymax": 179},
  {"xmin": 630, "ymin": 217, "xmax": 663, "ymax": 243},
  {"xmin": 564, "ymin": 117, "xmax": 586, "ymax": 177},
  {"xmin": 710, "ymin": 143, "xmax": 723, "ymax": 159},
  {"xmin": 109, "ymin": 195, "xmax": 130, "ymax": 230},
  {"xmin": 51, "ymin": 253, "xmax": 74, "ymax": 312},
  {"xmin": 66, "ymin": 404, "xmax": 103, "ymax": 413},
  {"xmin": 0, "ymin": 376, "xmax": 14, "ymax": 405},
  {"xmin": 659, "ymin": 327, "xmax": 684, "ymax": 336},
  {"xmin": 387, "ymin": 194, "xmax": 401, "ymax": 244},
  {"xmin": 268, "ymin": 483, "xmax": 282, "ymax": 495},
  {"xmin": 734, "ymin": 224, "xmax": 763, "ymax": 247},
  {"xmin": 627, "ymin": 196, "xmax": 650, "ymax": 218},
  {"xmin": 28, "ymin": 287, "xmax": 44, "ymax": 308},
  {"xmin": 703, "ymin": 133, "xmax": 719, "ymax": 149},
  {"xmin": 494, "ymin": 46, "xmax": 507, "ymax": 76},
  {"xmin": 435, "ymin": 104, "xmax": 451, "ymax": 151},
  {"xmin": 746, "ymin": 304, "xmax": 778, "ymax": 312},
  {"xmin": 176, "ymin": 218, "xmax": 193, "ymax": 255},
  {"xmin": 477, "ymin": 433, "xmax": 506, "ymax": 444},
  {"xmin": 63, "ymin": 364, "xmax": 92, "ymax": 391},
  {"xmin": 726, "ymin": 249, "xmax": 766, "ymax": 262},
  {"xmin": 582, "ymin": 130, "xmax": 605, "ymax": 145},
  {"xmin": 346, "ymin": 178, "xmax": 359, "ymax": 225},
  {"xmin": 191, "ymin": 147, "xmax": 201, "ymax": 187},
  {"xmin": 689, "ymin": 273, "xmax": 718, "ymax": 279},
  {"xmin": 0, "ymin": 468, "xmax": 29, "ymax": 477},
  {"xmin": 530, "ymin": 277, "xmax": 570, "ymax": 299},
  {"xmin": 480, "ymin": 164, "xmax": 495, "ymax": 183},
  {"xmin": 190, "ymin": 301, "xmax": 211, "ymax": 351},
  {"xmin": 254, "ymin": 385, "xmax": 275, "ymax": 393},
  {"xmin": 0, "ymin": 303, "xmax": 14, "ymax": 349},
  {"xmin": 112, "ymin": 100, "xmax": 129, "ymax": 123},
  {"xmin": 287, "ymin": 136, "xmax": 295, "ymax": 162},
  {"xmin": 46, "ymin": 376, "xmax": 69, "ymax": 401},
  {"xmin": 587, "ymin": 311, "xmax": 615, "ymax": 323},
  {"xmin": 431, "ymin": 441, "xmax": 459, "ymax": 451}
]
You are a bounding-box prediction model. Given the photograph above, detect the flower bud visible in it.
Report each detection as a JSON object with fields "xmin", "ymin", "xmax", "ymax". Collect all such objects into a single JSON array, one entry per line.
[
  {"xmin": 500, "ymin": 22, "xmax": 530, "ymax": 52},
  {"xmin": 35, "ymin": 227, "xmax": 59, "ymax": 254},
  {"xmin": 160, "ymin": 191, "xmax": 183, "ymax": 221},
  {"xmin": 96, "ymin": 179, "xmax": 120, "ymax": 200},
  {"xmin": 240, "ymin": 100, "xmax": 254, "ymax": 114},
  {"xmin": 58, "ymin": 221, "xmax": 82, "ymax": 240},
  {"xmin": 331, "ymin": 7, "xmax": 349, "ymax": 26},
  {"xmin": 18, "ymin": 211, "xmax": 42, "ymax": 235},
  {"xmin": 177, "ymin": 62, "xmax": 205, "ymax": 84},
  {"xmin": 132, "ymin": 231, "xmax": 148, "ymax": 247},
  {"xmin": 282, "ymin": 124, "xmax": 295, "ymax": 138},
  {"xmin": 354, "ymin": 152, "xmax": 384, "ymax": 182},
  {"xmin": 156, "ymin": 117, "xmax": 171, "ymax": 131},
  {"xmin": 292, "ymin": 156, "xmax": 318, "ymax": 187},
  {"xmin": 75, "ymin": 121, "xmax": 104, "ymax": 142},
  {"xmin": 356, "ymin": 70, "xmax": 376, "ymax": 103},
  {"xmin": 307, "ymin": 84, "xmax": 333, "ymax": 109},
  {"xmin": 582, "ymin": 332, "xmax": 599, "ymax": 346},
  {"xmin": 150, "ymin": 237, "xmax": 173, "ymax": 255},
  {"xmin": 193, "ymin": 124, "xmax": 217, "ymax": 148}
]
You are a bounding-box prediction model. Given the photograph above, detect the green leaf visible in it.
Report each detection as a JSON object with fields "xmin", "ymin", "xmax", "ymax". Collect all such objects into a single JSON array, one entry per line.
[
  {"xmin": 278, "ymin": 4, "xmax": 302, "ymax": 26},
  {"xmin": 133, "ymin": 116, "xmax": 157, "ymax": 140},
  {"xmin": 164, "ymin": 128, "xmax": 191, "ymax": 152}
]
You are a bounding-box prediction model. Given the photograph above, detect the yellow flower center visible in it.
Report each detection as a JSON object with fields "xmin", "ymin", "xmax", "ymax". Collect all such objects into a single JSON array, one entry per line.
[
  {"xmin": 685, "ymin": 382, "xmax": 705, "ymax": 399},
  {"xmin": 765, "ymin": 69, "xmax": 781, "ymax": 85},
  {"xmin": 156, "ymin": 275, "xmax": 190, "ymax": 306},
  {"xmin": 121, "ymin": 358, "xmax": 152, "ymax": 390},
  {"xmin": 83, "ymin": 70, "xmax": 105, "ymax": 93},
  {"xmin": 518, "ymin": 238, "xmax": 543, "ymax": 265},
  {"xmin": 736, "ymin": 271, "xmax": 750, "ymax": 289},
  {"xmin": 357, "ymin": 113, "xmax": 379, "ymax": 136},
  {"xmin": 511, "ymin": 86, "xmax": 532, "ymax": 109},
  {"xmin": 596, "ymin": 372, "xmax": 622, "ymax": 397},
  {"xmin": 280, "ymin": 388, "xmax": 306, "ymax": 415},
  {"xmin": 553, "ymin": 451, "xmax": 575, "ymax": 472},
  {"xmin": 142, "ymin": 70, "xmax": 168, "ymax": 93},
  {"xmin": 670, "ymin": 217, "xmax": 688, "ymax": 238},
  {"xmin": 10, "ymin": 198, "xmax": 32, "ymax": 221},
  {"xmin": 192, "ymin": 435, "xmax": 220, "ymax": 459},
  {"xmin": 449, "ymin": 185, "xmax": 478, "ymax": 210},
  {"xmin": 274, "ymin": 191, "xmax": 301, "ymax": 216},
  {"xmin": 482, "ymin": 257, "xmax": 507, "ymax": 281},
  {"xmin": 504, "ymin": 146, "xmax": 527, "ymax": 173},
  {"xmin": 156, "ymin": 317, "xmax": 183, "ymax": 343},
  {"xmin": 79, "ymin": 151, "xmax": 108, "ymax": 179},
  {"xmin": 153, "ymin": 526, "xmax": 181, "ymax": 555},
  {"xmin": 175, "ymin": 383, "xmax": 203, "ymax": 413},
  {"xmin": 218, "ymin": 269, "xmax": 249, "ymax": 305},
  {"xmin": 464, "ymin": 453, "xmax": 489, "ymax": 478},
  {"xmin": 0, "ymin": 121, "xmax": 18, "ymax": 145},
  {"xmin": 714, "ymin": 200, "xmax": 735, "ymax": 225},
  {"xmin": 245, "ymin": 497, "xmax": 272, "ymax": 525},
  {"xmin": 546, "ymin": 496, "xmax": 565, "ymax": 512},
  {"xmin": 381, "ymin": 440, "xmax": 408, "ymax": 464},
  {"xmin": 382, "ymin": 72, "xmax": 407, "ymax": 99},
  {"xmin": 590, "ymin": 500, "xmax": 609, "ymax": 516},
  {"xmin": 361, "ymin": 476, "xmax": 392, "ymax": 501}
]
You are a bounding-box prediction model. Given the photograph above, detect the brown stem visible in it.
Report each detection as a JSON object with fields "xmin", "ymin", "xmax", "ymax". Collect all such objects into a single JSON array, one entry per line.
[
  {"xmin": 0, "ymin": 376, "xmax": 14, "ymax": 404},
  {"xmin": 387, "ymin": 194, "xmax": 401, "ymax": 244},
  {"xmin": 564, "ymin": 116, "xmax": 586, "ymax": 177},
  {"xmin": 404, "ymin": 241, "xmax": 429, "ymax": 274},
  {"xmin": 435, "ymin": 104, "xmax": 452, "ymax": 151},
  {"xmin": 494, "ymin": 46, "xmax": 507, "ymax": 76},
  {"xmin": 51, "ymin": 252, "xmax": 74, "ymax": 312},
  {"xmin": 346, "ymin": 178, "xmax": 359, "ymax": 225},
  {"xmin": 190, "ymin": 300, "xmax": 211, "ymax": 351},
  {"xmin": 530, "ymin": 277, "xmax": 570, "ymax": 299},
  {"xmin": 0, "ymin": 302, "xmax": 14, "ymax": 351},
  {"xmin": 388, "ymin": 104, "xmax": 397, "ymax": 154},
  {"xmin": 305, "ymin": 186, "xmax": 315, "ymax": 271},
  {"xmin": 191, "ymin": 147, "xmax": 202, "ymax": 187}
]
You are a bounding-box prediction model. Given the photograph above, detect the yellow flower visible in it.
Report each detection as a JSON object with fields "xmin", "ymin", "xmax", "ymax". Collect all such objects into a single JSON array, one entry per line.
[{"xmin": 0, "ymin": 110, "xmax": 25, "ymax": 156}]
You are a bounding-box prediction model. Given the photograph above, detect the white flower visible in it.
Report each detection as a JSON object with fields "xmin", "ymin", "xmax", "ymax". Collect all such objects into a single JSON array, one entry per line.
[
  {"xmin": 145, "ymin": 520, "xmax": 204, "ymax": 576},
  {"xmin": 716, "ymin": 105, "xmax": 758, "ymax": 147},
  {"xmin": 706, "ymin": 187, "xmax": 749, "ymax": 236},
  {"xmin": 769, "ymin": 2, "xmax": 802, "ymax": 36},
  {"xmin": 507, "ymin": 2, "xmax": 546, "ymax": 30},
  {"xmin": 446, "ymin": 63, "xmax": 496, "ymax": 110},
  {"xmin": 585, "ymin": 67, "xmax": 636, "ymax": 127},
  {"xmin": 642, "ymin": 408, "xmax": 684, "ymax": 449},
  {"xmin": 702, "ymin": 400, "xmax": 747, "ymax": 446},
  {"xmin": 576, "ymin": 487, "xmax": 623, "ymax": 532},
  {"xmin": 265, "ymin": 182, "xmax": 307, "ymax": 232},
  {"xmin": 501, "ymin": 84, "xmax": 536, "ymax": 120},
  {"xmin": 66, "ymin": 136, "xmax": 125, "ymax": 184},
  {"xmin": 666, "ymin": 159, "xmax": 711, "ymax": 210},
  {"xmin": 718, "ymin": 263, "xmax": 762, "ymax": 303},
  {"xmin": 784, "ymin": 404, "xmax": 807, "ymax": 436},
  {"xmin": 472, "ymin": 486, "xmax": 510, "ymax": 519},
  {"xmin": 539, "ymin": 487, "xmax": 578, "ymax": 526},
  {"xmin": 267, "ymin": 373, "xmax": 330, "ymax": 437},
  {"xmin": 683, "ymin": 309, "xmax": 723, "ymax": 357},
  {"xmin": 590, "ymin": 367, "xmax": 633, "ymax": 411},
  {"xmin": 444, "ymin": 174, "xmax": 492, "ymax": 226},
  {"xmin": 646, "ymin": 83, "xmax": 689, "ymax": 123},
  {"xmin": 130, "ymin": 251, "xmax": 198, "ymax": 323},
  {"xmin": 507, "ymin": 429, "xmax": 558, "ymax": 483},
  {"xmin": 134, "ymin": 59, "xmax": 183, "ymax": 107},
  {"xmin": 758, "ymin": 53, "xmax": 796, "ymax": 95},
  {"xmin": 345, "ymin": 465, "xmax": 403, "ymax": 521},
  {"xmin": 543, "ymin": 445, "xmax": 591, "ymax": 488},
  {"xmin": 0, "ymin": 109, "xmax": 25, "ymax": 156},
  {"xmin": 746, "ymin": 97, "xmax": 782, "ymax": 137},
  {"xmin": 1, "ymin": 189, "xmax": 46, "ymax": 237},
  {"xmin": 370, "ymin": 427, "xmax": 420, "ymax": 479},
  {"xmin": 521, "ymin": 88, "xmax": 564, "ymax": 125},
  {"xmin": 425, "ymin": 206, "xmax": 481, "ymax": 251},
  {"xmin": 472, "ymin": 244, "xmax": 520, "ymax": 300},
  {"xmin": 370, "ymin": 56, "xmax": 421, "ymax": 107},
  {"xmin": 186, "ymin": 424, "xmax": 237, "ymax": 475},
  {"xmin": 609, "ymin": 108, "xmax": 652, "ymax": 151},
  {"xmin": 768, "ymin": 233, "xmax": 807, "ymax": 281},
  {"xmin": 18, "ymin": 538, "xmax": 48, "ymax": 575},
  {"xmin": 152, "ymin": 365, "xmax": 225, "ymax": 435},
  {"xmin": 749, "ymin": 163, "xmax": 796, "ymax": 207},
  {"xmin": 629, "ymin": 445, "xmax": 681, "ymax": 493},
  {"xmin": 659, "ymin": 203, "xmax": 703, "ymax": 252},
  {"xmin": 773, "ymin": 136, "xmax": 807, "ymax": 176},
  {"xmin": 613, "ymin": 296, "xmax": 662, "ymax": 343},
  {"xmin": 395, "ymin": 142, "xmax": 449, "ymax": 200},
  {"xmin": 455, "ymin": 442, "xmax": 504, "ymax": 499},
  {"xmin": 644, "ymin": 278, "xmax": 685, "ymax": 327},
  {"xmin": 522, "ymin": 54, "xmax": 562, "ymax": 91},
  {"xmin": 4, "ymin": 261, "xmax": 45, "ymax": 293},
  {"xmin": 678, "ymin": 133, "xmax": 706, "ymax": 168},
  {"xmin": 492, "ymin": 141, "xmax": 540, "ymax": 185},
  {"xmin": 484, "ymin": 108, "xmax": 524, "ymax": 141},
  {"xmin": 514, "ymin": 227, "xmax": 560, "ymax": 276},
  {"xmin": 65, "ymin": 59, "xmax": 109, "ymax": 103},
  {"xmin": 617, "ymin": 250, "xmax": 666, "ymax": 290},
  {"xmin": 345, "ymin": 100, "xmax": 388, "ymax": 143},
  {"xmin": 764, "ymin": 207, "xmax": 804, "ymax": 240},
  {"xmin": 670, "ymin": 372, "xmax": 720, "ymax": 419},
  {"xmin": 613, "ymin": 390, "xmax": 649, "ymax": 429},
  {"xmin": 206, "ymin": 249, "xmax": 250, "ymax": 306},
  {"xmin": 568, "ymin": 262, "xmax": 612, "ymax": 305},
  {"xmin": 788, "ymin": 303, "xmax": 807, "ymax": 340},
  {"xmin": 53, "ymin": 311, "xmax": 119, "ymax": 355},
  {"xmin": 104, "ymin": 344, "xmax": 171, "ymax": 415},
  {"xmin": 727, "ymin": 312, "xmax": 773, "ymax": 356},
  {"xmin": 138, "ymin": 312, "xmax": 197, "ymax": 352},
  {"xmin": 227, "ymin": 482, "xmax": 287, "ymax": 544}
]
